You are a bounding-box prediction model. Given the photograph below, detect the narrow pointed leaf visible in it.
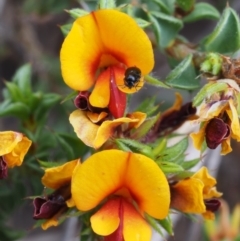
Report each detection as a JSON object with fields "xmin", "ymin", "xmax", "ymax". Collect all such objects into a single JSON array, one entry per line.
[
  {"xmin": 160, "ymin": 137, "xmax": 188, "ymax": 162},
  {"xmin": 181, "ymin": 158, "xmax": 200, "ymax": 170},
  {"xmin": 66, "ymin": 8, "xmax": 89, "ymax": 19},
  {"xmin": 158, "ymin": 161, "xmax": 184, "ymax": 173},
  {"xmin": 98, "ymin": 0, "xmax": 116, "ymax": 9},
  {"xmin": 145, "ymin": 75, "xmax": 170, "ymax": 89}
]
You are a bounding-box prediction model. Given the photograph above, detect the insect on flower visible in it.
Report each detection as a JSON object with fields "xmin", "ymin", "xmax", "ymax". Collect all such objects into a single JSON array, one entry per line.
[{"xmin": 124, "ymin": 66, "xmax": 142, "ymax": 89}]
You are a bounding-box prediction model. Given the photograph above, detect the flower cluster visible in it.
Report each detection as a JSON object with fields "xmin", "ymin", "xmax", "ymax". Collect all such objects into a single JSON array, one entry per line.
[{"xmin": 3, "ymin": 3, "xmax": 240, "ymax": 241}]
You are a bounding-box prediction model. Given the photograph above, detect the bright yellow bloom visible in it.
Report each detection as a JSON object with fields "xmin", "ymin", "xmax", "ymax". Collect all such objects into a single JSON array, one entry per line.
[
  {"xmin": 191, "ymin": 79, "xmax": 240, "ymax": 155},
  {"xmin": 60, "ymin": 9, "xmax": 154, "ymax": 117},
  {"xmin": 69, "ymin": 109, "xmax": 146, "ymax": 149},
  {"xmin": 170, "ymin": 167, "xmax": 222, "ymax": 219},
  {"xmin": 0, "ymin": 131, "xmax": 32, "ymax": 168},
  {"xmin": 71, "ymin": 150, "xmax": 170, "ymax": 241},
  {"xmin": 35, "ymin": 159, "xmax": 80, "ymax": 230}
]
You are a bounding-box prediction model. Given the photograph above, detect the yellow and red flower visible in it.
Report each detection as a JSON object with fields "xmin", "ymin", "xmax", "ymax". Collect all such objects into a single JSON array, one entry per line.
[
  {"xmin": 71, "ymin": 150, "xmax": 170, "ymax": 241},
  {"xmin": 60, "ymin": 9, "xmax": 154, "ymax": 118},
  {"xmin": 33, "ymin": 159, "xmax": 80, "ymax": 230},
  {"xmin": 170, "ymin": 167, "xmax": 222, "ymax": 219},
  {"xmin": 69, "ymin": 109, "xmax": 146, "ymax": 149},
  {"xmin": 0, "ymin": 131, "xmax": 32, "ymax": 179},
  {"xmin": 191, "ymin": 79, "xmax": 240, "ymax": 155}
]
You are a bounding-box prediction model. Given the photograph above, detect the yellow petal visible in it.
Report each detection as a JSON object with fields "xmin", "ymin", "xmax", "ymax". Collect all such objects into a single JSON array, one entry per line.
[
  {"xmin": 227, "ymin": 99, "xmax": 240, "ymax": 141},
  {"xmin": 60, "ymin": 13, "xmax": 104, "ymax": 90},
  {"xmin": 126, "ymin": 112, "xmax": 147, "ymax": 129},
  {"xmin": 171, "ymin": 178, "xmax": 206, "ymax": 213},
  {"xmin": 60, "ymin": 10, "xmax": 154, "ymax": 91},
  {"xmin": 70, "ymin": 109, "xmax": 144, "ymax": 149},
  {"xmin": 72, "ymin": 150, "xmax": 170, "ymax": 219},
  {"xmin": 86, "ymin": 111, "xmax": 108, "ymax": 123},
  {"xmin": 42, "ymin": 217, "xmax": 59, "ymax": 230},
  {"xmin": 69, "ymin": 109, "xmax": 100, "ymax": 148},
  {"xmin": 42, "ymin": 159, "xmax": 80, "ymax": 189},
  {"xmin": 1, "ymin": 132, "xmax": 32, "ymax": 168},
  {"xmin": 190, "ymin": 122, "xmax": 207, "ymax": 151},
  {"xmin": 192, "ymin": 167, "xmax": 220, "ymax": 199},
  {"xmin": 89, "ymin": 68, "xmax": 110, "ymax": 108},
  {"xmin": 92, "ymin": 10, "xmax": 154, "ymax": 75},
  {"xmin": 221, "ymin": 138, "xmax": 232, "ymax": 155},
  {"xmin": 91, "ymin": 198, "xmax": 120, "ymax": 236},
  {"xmin": 0, "ymin": 131, "xmax": 23, "ymax": 156},
  {"xmin": 123, "ymin": 199, "xmax": 152, "ymax": 241},
  {"xmin": 93, "ymin": 117, "xmax": 140, "ymax": 149}
]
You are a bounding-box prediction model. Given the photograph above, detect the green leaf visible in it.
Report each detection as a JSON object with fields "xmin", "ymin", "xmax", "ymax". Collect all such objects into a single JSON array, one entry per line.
[
  {"xmin": 176, "ymin": 0, "xmax": 195, "ymax": 12},
  {"xmin": 34, "ymin": 93, "xmax": 61, "ymax": 121},
  {"xmin": 60, "ymin": 24, "xmax": 72, "ymax": 37},
  {"xmin": 57, "ymin": 133, "xmax": 89, "ymax": 158},
  {"xmin": 153, "ymin": 0, "xmax": 175, "ymax": 14},
  {"xmin": 145, "ymin": 214, "xmax": 163, "ymax": 237},
  {"xmin": 165, "ymin": 54, "xmax": 200, "ymax": 90},
  {"xmin": 66, "ymin": 8, "xmax": 89, "ymax": 19},
  {"xmin": 61, "ymin": 90, "xmax": 78, "ymax": 104},
  {"xmin": 149, "ymin": 11, "xmax": 183, "ymax": 47},
  {"xmin": 157, "ymin": 161, "xmax": 184, "ymax": 173},
  {"xmin": 193, "ymin": 81, "xmax": 228, "ymax": 106},
  {"xmin": 98, "ymin": 0, "xmax": 116, "ymax": 9},
  {"xmin": 183, "ymin": 3, "xmax": 220, "ymax": 23},
  {"xmin": 131, "ymin": 114, "xmax": 160, "ymax": 139},
  {"xmin": 135, "ymin": 18, "xmax": 151, "ymax": 28},
  {"xmin": 160, "ymin": 137, "xmax": 188, "ymax": 162},
  {"xmin": 0, "ymin": 102, "xmax": 30, "ymax": 119},
  {"xmin": 157, "ymin": 216, "xmax": 174, "ymax": 235},
  {"xmin": 152, "ymin": 138, "xmax": 167, "ymax": 156},
  {"xmin": 115, "ymin": 139, "xmax": 154, "ymax": 159},
  {"xmin": 12, "ymin": 63, "xmax": 32, "ymax": 96},
  {"xmin": 201, "ymin": 7, "xmax": 240, "ymax": 53},
  {"xmin": 115, "ymin": 139, "xmax": 132, "ymax": 152},
  {"xmin": 145, "ymin": 75, "xmax": 170, "ymax": 89},
  {"xmin": 181, "ymin": 158, "xmax": 200, "ymax": 170},
  {"xmin": 4, "ymin": 82, "xmax": 24, "ymax": 102}
]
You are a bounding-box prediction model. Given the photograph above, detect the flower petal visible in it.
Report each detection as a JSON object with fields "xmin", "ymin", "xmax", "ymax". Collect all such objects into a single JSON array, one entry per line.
[
  {"xmin": 192, "ymin": 167, "xmax": 222, "ymax": 199},
  {"xmin": 0, "ymin": 131, "xmax": 23, "ymax": 156},
  {"xmin": 92, "ymin": 10, "xmax": 154, "ymax": 75},
  {"xmin": 60, "ymin": 13, "xmax": 104, "ymax": 90},
  {"xmin": 93, "ymin": 117, "xmax": 140, "ymax": 149},
  {"xmin": 61, "ymin": 10, "xmax": 154, "ymax": 91},
  {"xmin": 123, "ymin": 199, "xmax": 151, "ymax": 241},
  {"xmin": 190, "ymin": 122, "xmax": 207, "ymax": 151},
  {"xmin": 221, "ymin": 138, "xmax": 232, "ymax": 155},
  {"xmin": 227, "ymin": 99, "xmax": 240, "ymax": 141},
  {"xmin": 91, "ymin": 198, "xmax": 120, "ymax": 236},
  {"xmin": 42, "ymin": 159, "xmax": 80, "ymax": 189},
  {"xmin": 89, "ymin": 68, "xmax": 110, "ymax": 108},
  {"xmin": 171, "ymin": 178, "xmax": 206, "ymax": 213},
  {"xmin": 123, "ymin": 152, "xmax": 170, "ymax": 219},
  {"xmin": 2, "ymin": 134, "xmax": 32, "ymax": 168},
  {"xmin": 69, "ymin": 109, "xmax": 100, "ymax": 148},
  {"xmin": 72, "ymin": 150, "xmax": 170, "ymax": 220}
]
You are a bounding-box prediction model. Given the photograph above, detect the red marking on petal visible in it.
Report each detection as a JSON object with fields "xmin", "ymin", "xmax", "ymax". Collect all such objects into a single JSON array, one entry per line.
[
  {"xmin": 0, "ymin": 156, "xmax": 8, "ymax": 179},
  {"xmin": 205, "ymin": 118, "xmax": 230, "ymax": 149},
  {"xmin": 109, "ymin": 67, "xmax": 126, "ymax": 118},
  {"xmin": 205, "ymin": 199, "xmax": 221, "ymax": 213},
  {"xmin": 105, "ymin": 198, "xmax": 124, "ymax": 241}
]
